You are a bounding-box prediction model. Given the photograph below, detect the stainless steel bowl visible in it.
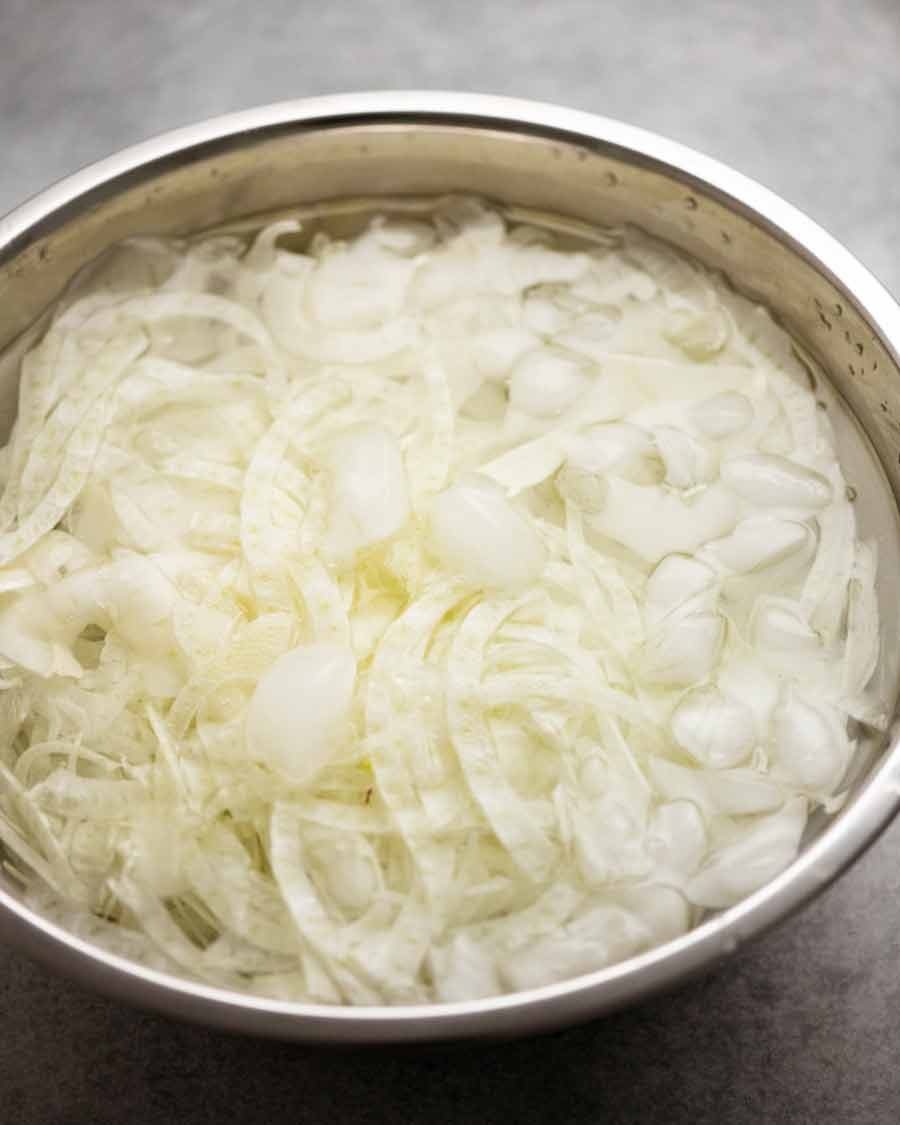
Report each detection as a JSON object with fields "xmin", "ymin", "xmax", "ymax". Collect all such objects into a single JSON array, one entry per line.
[{"xmin": 1, "ymin": 92, "xmax": 900, "ymax": 1044}]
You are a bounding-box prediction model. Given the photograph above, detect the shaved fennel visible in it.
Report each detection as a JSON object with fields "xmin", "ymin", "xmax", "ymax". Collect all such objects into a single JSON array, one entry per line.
[{"xmin": 0, "ymin": 198, "xmax": 886, "ymax": 1006}]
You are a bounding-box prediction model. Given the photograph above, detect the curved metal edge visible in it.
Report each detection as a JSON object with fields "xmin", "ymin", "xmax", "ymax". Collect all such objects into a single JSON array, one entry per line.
[
  {"xmin": 2, "ymin": 91, "xmax": 900, "ymax": 1043},
  {"xmin": 0, "ymin": 91, "xmax": 897, "ymax": 318}
]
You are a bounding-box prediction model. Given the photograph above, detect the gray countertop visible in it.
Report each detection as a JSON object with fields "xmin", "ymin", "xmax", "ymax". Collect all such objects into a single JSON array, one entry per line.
[{"xmin": 1, "ymin": 1, "xmax": 900, "ymax": 1121}]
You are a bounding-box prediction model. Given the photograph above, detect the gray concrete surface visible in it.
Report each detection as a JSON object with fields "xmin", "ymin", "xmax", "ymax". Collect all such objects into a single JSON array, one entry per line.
[{"xmin": 1, "ymin": 0, "xmax": 899, "ymax": 1121}]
